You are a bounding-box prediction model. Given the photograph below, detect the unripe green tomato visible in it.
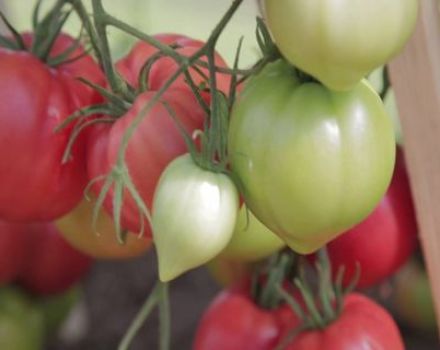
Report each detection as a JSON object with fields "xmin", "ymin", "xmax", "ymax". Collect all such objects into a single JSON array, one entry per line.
[
  {"xmin": 263, "ymin": 0, "xmax": 418, "ymax": 91},
  {"xmin": 0, "ymin": 287, "xmax": 45, "ymax": 350},
  {"xmin": 152, "ymin": 155, "xmax": 239, "ymax": 282},
  {"xmin": 228, "ymin": 60, "xmax": 395, "ymax": 254},
  {"xmin": 393, "ymin": 259, "xmax": 438, "ymax": 334},
  {"xmin": 219, "ymin": 205, "xmax": 285, "ymax": 262}
]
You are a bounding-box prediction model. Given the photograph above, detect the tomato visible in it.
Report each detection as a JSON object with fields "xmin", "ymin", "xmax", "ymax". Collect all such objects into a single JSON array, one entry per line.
[
  {"xmin": 393, "ymin": 259, "xmax": 438, "ymax": 335},
  {"xmin": 0, "ymin": 221, "xmax": 28, "ymax": 285},
  {"xmin": 18, "ymin": 222, "xmax": 92, "ymax": 296},
  {"xmin": 89, "ymin": 34, "xmax": 232, "ymax": 235},
  {"xmin": 88, "ymin": 88, "xmax": 205, "ymax": 236},
  {"xmin": 281, "ymin": 293, "xmax": 404, "ymax": 349},
  {"xmin": 325, "ymin": 148, "xmax": 418, "ymax": 288},
  {"xmin": 55, "ymin": 199, "xmax": 151, "ymax": 259},
  {"xmin": 152, "ymin": 154, "xmax": 239, "ymax": 281},
  {"xmin": 0, "ymin": 33, "xmax": 103, "ymax": 221},
  {"xmin": 206, "ymin": 257, "xmax": 255, "ymax": 288},
  {"xmin": 0, "ymin": 287, "xmax": 45, "ymax": 350},
  {"xmin": 228, "ymin": 60, "xmax": 395, "ymax": 254},
  {"xmin": 39, "ymin": 286, "xmax": 81, "ymax": 337},
  {"xmin": 116, "ymin": 33, "xmax": 231, "ymax": 94},
  {"xmin": 263, "ymin": 0, "xmax": 418, "ymax": 91},
  {"xmin": 219, "ymin": 205, "xmax": 285, "ymax": 262},
  {"xmin": 194, "ymin": 289, "xmax": 297, "ymax": 350}
]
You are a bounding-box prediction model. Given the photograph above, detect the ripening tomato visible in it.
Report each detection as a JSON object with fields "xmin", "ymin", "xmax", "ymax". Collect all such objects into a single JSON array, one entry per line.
[
  {"xmin": 263, "ymin": 0, "xmax": 418, "ymax": 90},
  {"xmin": 219, "ymin": 205, "xmax": 285, "ymax": 262},
  {"xmin": 228, "ymin": 60, "xmax": 395, "ymax": 254},
  {"xmin": 325, "ymin": 148, "xmax": 418, "ymax": 288},
  {"xmin": 152, "ymin": 155, "xmax": 239, "ymax": 281},
  {"xmin": 282, "ymin": 293, "xmax": 404, "ymax": 350},
  {"xmin": 18, "ymin": 222, "xmax": 92, "ymax": 295},
  {"xmin": 55, "ymin": 199, "xmax": 151, "ymax": 259},
  {"xmin": 0, "ymin": 33, "xmax": 103, "ymax": 221},
  {"xmin": 194, "ymin": 289, "xmax": 298, "ymax": 350}
]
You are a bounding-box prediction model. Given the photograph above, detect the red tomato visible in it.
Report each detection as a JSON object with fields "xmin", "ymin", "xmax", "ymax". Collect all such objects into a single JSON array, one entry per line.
[
  {"xmin": 194, "ymin": 289, "xmax": 298, "ymax": 350},
  {"xmin": 0, "ymin": 33, "xmax": 103, "ymax": 221},
  {"xmin": 0, "ymin": 223, "xmax": 28, "ymax": 285},
  {"xmin": 325, "ymin": 147, "xmax": 418, "ymax": 288},
  {"xmin": 17, "ymin": 222, "xmax": 92, "ymax": 296},
  {"xmin": 88, "ymin": 34, "xmax": 231, "ymax": 234},
  {"xmin": 87, "ymin": 88, "xmax": 205, "ymax": 235},
  {"xmin": 282, "ymin": 293, "xmax": 404, "ymax": 350},
  {"xmin": 116, "ymin": 33, "xmax": 231, "ymax": 94}
]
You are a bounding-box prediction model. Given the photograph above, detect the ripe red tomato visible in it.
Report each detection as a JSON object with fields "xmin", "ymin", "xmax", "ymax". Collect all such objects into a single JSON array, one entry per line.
[
  {"xmin": 88, "ymin": 34, "xmax": 231, "ymax": 235},
  {"xmin": 116, "ymin": 33, "xmax": 231, "ymax": 94},
  {"xmin": 0, "ymin": 219, "xmax": 92, "ymax": 295},
  {"xmin": 0, "ymin": 222, "xmax": 28, "ymax": 285},
  {"xmin": 282, "ymin": 293, "xmax": 404, "ymax": 350},
  {"xmin": 18, "ymin": 222, "xmax": 92, "ymax": 295},
  {"xmin": 0, "ymin": 33, "xmax": 103, "ymax": 221},
  {"xmin": 194, "ymin": 289, "xmax": 298, "ymax": 350},
  {"xmin": 325, "ymin": 148, "xmax": 418, "ymax": 288}
]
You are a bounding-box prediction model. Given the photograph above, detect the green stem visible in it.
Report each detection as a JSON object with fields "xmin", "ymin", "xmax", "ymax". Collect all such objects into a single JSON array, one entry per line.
[
  {"xmin": 118, "ymin": 282, "xmax": 162, "ymax": 350},
  {"xmin": 91, "ymin": 0, "xmax": 132, "ymax": 100},
  {"xmin": 158, "ymin": 283, "xmax": 171, "ymax": 350}
]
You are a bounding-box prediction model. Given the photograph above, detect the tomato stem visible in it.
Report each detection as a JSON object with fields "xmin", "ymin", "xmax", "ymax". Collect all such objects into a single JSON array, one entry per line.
[{"xmin": 117, "ymin": 281, "xmax": 164, "ymax": 350}]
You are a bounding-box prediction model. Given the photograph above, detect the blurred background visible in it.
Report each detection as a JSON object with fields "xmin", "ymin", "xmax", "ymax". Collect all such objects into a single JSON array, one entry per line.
[{"xmin": 0, "ymin": 1, "xmax": 438, "ymax": 349}]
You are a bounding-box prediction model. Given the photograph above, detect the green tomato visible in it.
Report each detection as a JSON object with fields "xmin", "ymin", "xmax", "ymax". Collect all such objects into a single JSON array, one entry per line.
[
  {"xmin": 393, "ymin": 259, "xmax": 438, "ymax": 334},
  {"xmin": 39, "ymin": 286, "xmax": 80, "ymax": 337},
  {"xmin": 152, "ymin": 154, "xmax": 239, "ymax": 282},
  {"xmin": 219, "ymin": 205, "xmax": 285, "ymax": 262},
  {"xmin": 263, "ymin": 0, "xmax": 418, "ymax": 91},
  {"xmin": 0, "ymin": 287, "xmax": 45, "ymax": 350},
  {"xmin": 228, "ymin": 60, "xmax": 395, "ymax": 254}
]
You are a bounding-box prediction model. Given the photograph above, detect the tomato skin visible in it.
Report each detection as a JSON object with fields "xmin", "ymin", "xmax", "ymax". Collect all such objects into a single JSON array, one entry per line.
[
  {"xmin": 283, "ymin": 293, "xmax": 404, "ymax": 350},
  {"xmin": 194, "ymin": 289, "xmax": 297, "ymax": 350},
  {"xmin": 393, "ymin": 259, "xmax": 438, "ymax": 334},
  {"xmin": 152, "ymin": 155, "xmax": 239, "ymax": 281},
  {"xmin": 18, "ymin": 222, "xmax": 92, "ymax": 296},
  {"xmin": 0, "ymin": 33, "xmax": 103, "ymax": 222},
  {"xmin": 0, "ymin": 287, "xmax": 45, "ymax": 350},
  {"xmin": 228, "ymin": 60, "xmax": 395, "ymax": 254},
  {"xmin": 325, "ymin": 148, "xmax": 418, "ymax": 288},
  {"xmin": 88, "ymin": 88, "xmax": 205, "ymax": 236},
  {"xmin": 116, "ymin": 33, "xmax": 230, "ymax": 94},
  {"xmin": 219, "ymin": 205, "xmax": 285, "ymax": 262},
  {"xmin": 263, "ymin": 0, "xmax": 418, "ymax": 91},
  {"xmin": 0, "ymin": 222, "xmax": 28, "ymax": 285},
  {"xmin": 55, "ymin": 199, "xmax": 151, "ymax": 259}
]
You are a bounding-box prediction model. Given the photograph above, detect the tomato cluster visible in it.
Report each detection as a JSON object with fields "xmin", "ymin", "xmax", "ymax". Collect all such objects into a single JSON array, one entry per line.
[{"xmin": 0, "ymin": 0, "xmax": 426, "ymax": 349}]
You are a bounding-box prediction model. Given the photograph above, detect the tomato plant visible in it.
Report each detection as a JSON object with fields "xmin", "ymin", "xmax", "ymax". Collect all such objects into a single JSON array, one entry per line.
[
  {"xmin": 229, "ymin": 60, "xmax": 395, "ymax": 254},
  {"xmin": 152, "ymin": 154, "xmax": 239, "ymax": 281},
  {"xmin": 263, "ymin": 0, "xmax": 418, "ymax": 91},
  {"xmin": 55, "ymin": 199, "xmax": 151, "ymax": 259},
  {"xmin": 88, "ymin": 34, "xmax": 231, "ymax": 235},
  {"xmin": 325, "ymin": 148, "xmax": 418, "ymax": 288},
  {"xmin": 0, "ymin": 33, "xmax": 103, "ymax": 221},
  {"xmin": 0, "ymin": 287, "xmax": 45, "ymax": 350},
  {"xmin": 219, "ymin": 205, "xmax": 285, "ymax": 262},
  {"xmin": 282, "ymin": 293, "xmax": 404, "ymax": 350}
]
